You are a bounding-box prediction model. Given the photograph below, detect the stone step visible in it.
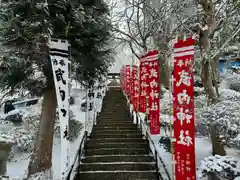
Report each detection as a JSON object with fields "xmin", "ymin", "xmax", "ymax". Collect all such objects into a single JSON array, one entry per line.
[
  {"xmin": 100, "ymin": 112, "xmax": 126, "ymax": 114},
  {"xmin": 85, "ymin": 148, "xmax": 149, "ymax": 156},
  {"xmin": 101, "ymin": 107, "xmax": 125, "ymax": 109},
  {"xmin": 102, "ymin": 103, "xmax": 125, "ymax": 105},
  {"xmin": 97, "ymin": 121, "xmax": 133, "ymax": 125},
  {"xmin": 80, "ymin": 162, "xmax": 156, "ymax": 171},
  {"xmin": 86, "ymin": 142, "xmax": 147, "ymax": 149},
  {"xmin": 92, "ymin": 127, "xmax": 139, "ymax": 132},
  {"xmin": 90, "ymin": 133, "xmax": 143, "ymax": 139},
  {"xmin": 91, "ymin": 129, "xmax": 141, "ymax": 135},
  {"xmin": 77, "ymin": 171, "xmax": 158, "ymax": 180},
  {"xmin": 87, "ymin": 138, "xmax": 146, "ymax": 144},
  {"xmin": 97, "ymin": 116, "xmax": 129, "ymax": 119},
  {"xmin": 100, "ymin": 110, "xmax": 127, "ymax": 112},
  {"xmin": 104, "ymin": 96, "xmax": 123, "ymax": 99},
  {"xmin": 82, "ymin": 155, "xmax": 154, "ymax": 163},
  {"xmin": 98, "ymin": 115, "xmax": 128, "ymax": 118},
  {"xmin": 99, "ymin": 114, "xmax": 128, "ymax": 117},
  {"xmin": 94, "ymin": 123, "xmax": 137, "ymax": 128},
  {"xmin": 101, "ymin": 107, "xmax": 126, "ymax": 109},
  {"xmin": 96, "ymin": 119, "xmax": 131, "ymax": 122},
  {"xmin": 97, "ymin": 119, "xmax": 130, "ymax": 122}
]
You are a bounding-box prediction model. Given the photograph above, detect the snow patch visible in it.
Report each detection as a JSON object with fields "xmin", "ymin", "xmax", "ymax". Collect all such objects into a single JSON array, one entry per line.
[{"xmin": 27, "ymin": 169, "xmax": 53, "ymax": 180}]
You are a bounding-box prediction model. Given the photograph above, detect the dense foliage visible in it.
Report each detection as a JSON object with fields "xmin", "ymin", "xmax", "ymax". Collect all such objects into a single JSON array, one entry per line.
[{"xmin": 0, "ymin": 0, "xmax": 113, "ymax": 94}]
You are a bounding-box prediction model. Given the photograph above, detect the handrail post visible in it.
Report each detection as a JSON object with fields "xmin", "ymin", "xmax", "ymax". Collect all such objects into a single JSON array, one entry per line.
[
  {"xmin": 136, "ymin": 112, "xmax": 139, "ymax": 126},
  {"xmin": 140, "ymin": 118, "xmax": 143, "ymax": 135},
  {"xmin": 84, "ymin": 131, "xmax": 88, "ymax": 150},
  {"xmin": 77, "ymin": 145, "xmax": 81, "ymax": 175},
  {"xmin": 155, "ymin": 148, "xmax": 159, "ymax": 180}
]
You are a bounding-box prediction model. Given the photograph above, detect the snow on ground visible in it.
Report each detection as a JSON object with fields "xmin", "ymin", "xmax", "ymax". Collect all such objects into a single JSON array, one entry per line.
[
  {"xmin": 0, "ymin": 88, "xmax": 88, "ymax": 179},
  {"xmin": 147, "ymin": 127, "xmax": 240, "ymax": 180}
]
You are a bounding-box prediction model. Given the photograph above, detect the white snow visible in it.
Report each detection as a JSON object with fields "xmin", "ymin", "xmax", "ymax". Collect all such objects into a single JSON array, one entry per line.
[
  {"xmin": 27, "ymin": 170, "xmax": 53, "ymax": 180},
  {"xmin": 0, "ymin": 88, "xmax": 88, "ymax": 180},
  {"xmin": 3, "ymin": 86, "xmax": 106, "ymax": 180}
]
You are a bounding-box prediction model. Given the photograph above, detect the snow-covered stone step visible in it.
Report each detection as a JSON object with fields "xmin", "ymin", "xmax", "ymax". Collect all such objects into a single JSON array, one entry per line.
[
  {"xmin": 86, "ymin": 142, "xmax": 148, "ymax": 149},
  {"xmin": 88, "ymin": 138, "xmax": 145, "ymax": 144},
  {"xmin": 90, "ymin": 133, "xmax": 143, "ymax": 139},
  {"xmin": 82, "ymin": 155, "xmax": 154, "ymax": 163},
  {"xmin": 77, "ymin": 171, "xmax": 158, "ymax": 180},
  {"xmin": 85, "ymin": 148, "xmax": 149, "ymax": 156},
  {"xmin": 97, "ymin": 120, "xmax": 132, "ymax": 123},
  {"xmin": 99, "ymin": 111, "xmax": 127, "ymax": 114},
  {"xmin": 93, "ymin": 126, "xmax": 137, "ymax": 130},
  {"xmin": 94, "ymin": 123, "xmax": 137, "ymax": 127},
  {"xmin": 91, "ymin": 129, "xmax": 141, "ymax": 134},
  {"xmin": 96, "ymin": 122, "xmax": 133, "ymax": 126},
  {"xmin": 80, "ymin": 162, "xmax": 156, "ymax": 171},
  {"xmin": 98, "ymin": 111, "xmax": 128, "ymax": 114}
]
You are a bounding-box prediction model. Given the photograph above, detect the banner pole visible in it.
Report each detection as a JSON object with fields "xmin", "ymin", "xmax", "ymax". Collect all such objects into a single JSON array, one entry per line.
[{"xmin": 169, "ymin": 51, "xmax": 175, "ymax": 180}]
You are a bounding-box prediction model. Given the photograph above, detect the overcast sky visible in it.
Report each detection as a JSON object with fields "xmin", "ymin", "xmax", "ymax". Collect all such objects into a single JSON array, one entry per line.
[{"xmin": 108, "ymin": 0, "xmax": 137, "ymax": 73}]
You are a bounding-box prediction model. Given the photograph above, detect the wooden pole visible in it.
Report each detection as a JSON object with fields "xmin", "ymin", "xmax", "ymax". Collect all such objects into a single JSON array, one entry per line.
[{"xmin": 169, "ymin": 47, "xmax": 175, "ymax": 180}]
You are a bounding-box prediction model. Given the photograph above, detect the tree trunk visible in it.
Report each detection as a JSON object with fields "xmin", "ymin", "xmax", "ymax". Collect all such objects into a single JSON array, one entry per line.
[
  {"xmin": 210, "ymin": 123, "xmax": 226, "ymax": 156},
  {"xmin": 207, "ymin": 172, "xmax": 221, "ymax": 180},
  {"xmin": 201, "ymin": 60, "xmax": 217, "ymax": 103},
  {"xmin": 27, "ymin": 88, "xmax": 57, "ymax": 178},
  {"xmin": 199, "ymin": 0, "xmax": 218, "ymax": 102},
  {"xmin": 159, "ymin": 58, "xmax": 170, "ymax": 88},
  {"xmin": 211, "ymin": 59, "xmax": 220, "ymax": 97},
  {"xmin": 152, "ymin": 33, "xmax": 170, "ymax": 89}
]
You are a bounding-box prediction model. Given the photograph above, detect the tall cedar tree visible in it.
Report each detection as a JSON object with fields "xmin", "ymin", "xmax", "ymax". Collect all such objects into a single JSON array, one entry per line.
[{"xmin": 0, "ymin": 0, "xmax": 112, "ymax": 178}]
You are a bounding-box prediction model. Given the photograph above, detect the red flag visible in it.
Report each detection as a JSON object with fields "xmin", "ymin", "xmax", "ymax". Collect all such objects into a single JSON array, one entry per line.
[
  {"xmin": 125, "ymin": 65, "xmax": 131, "ymax": 95},
  {"xmin": 131, "ymin": 65, "xmax": 139, "ymax": 111},
  {"xmin": 139, "ymin": 55, "xmax": 148, "ymax": 113},
  {"xmin": 173, "ymin": 37, "xmax": 196, "ymax": 180},
  {"xmin": 146, "ymin": 50, "xmax": 160, "ymax": 135},
  {"xmin": 130, "ymin": 66, "xmax": 134, "ymax": 104}
]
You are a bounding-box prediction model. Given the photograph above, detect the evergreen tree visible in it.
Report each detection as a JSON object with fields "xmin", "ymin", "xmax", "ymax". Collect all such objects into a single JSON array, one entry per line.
[{"xmin": 0, "ymin": 0, "xmax": 113, "ymax": 178}]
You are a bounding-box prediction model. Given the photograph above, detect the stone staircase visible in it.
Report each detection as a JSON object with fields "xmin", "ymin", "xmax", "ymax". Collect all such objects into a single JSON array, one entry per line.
[{"xmin": 76, "ymin": 88, "xmax": 158, "ymax": 180}]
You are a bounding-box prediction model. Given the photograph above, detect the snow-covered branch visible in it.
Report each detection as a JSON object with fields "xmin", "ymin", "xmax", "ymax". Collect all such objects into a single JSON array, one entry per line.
[{"xmin": 211, "ymin": 23, "xmax": 240, "ymax": 59}]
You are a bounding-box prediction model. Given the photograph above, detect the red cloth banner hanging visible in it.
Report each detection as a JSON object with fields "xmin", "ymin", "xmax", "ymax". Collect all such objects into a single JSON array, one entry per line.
[
  {"xmin": 131, "ymin": 65, "xmax": 139, "ymax": 111},
  {"xmin": 123, "ymin": 66, "xmax": 127, "ymax": 93},
  {"xmin": 130, "ymin": 66, "xmax": 134, "ymax": 104},
  {"xmin": 173, "ymin": 37, "xmax": 196, "ymax": 180},
  {"xmin": 122, "ymin": 66, "xmax": 126, "ymax": 93},
  {"xmin": 125, "ymin": 65, "xmax": 131, "ymax": 95},
  {"xmin": 146, "ymin": 50, "xmax": 160, "ymax": 135},
  {"xmin": 139, "ymin": 55, "xmax": 149, "ymax": 113}
]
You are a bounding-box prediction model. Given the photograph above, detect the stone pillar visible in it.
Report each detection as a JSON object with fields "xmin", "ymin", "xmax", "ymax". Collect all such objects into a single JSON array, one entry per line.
[{"xmin": 0, "ymin": 141, "xmax": 12, "ymax": 176}]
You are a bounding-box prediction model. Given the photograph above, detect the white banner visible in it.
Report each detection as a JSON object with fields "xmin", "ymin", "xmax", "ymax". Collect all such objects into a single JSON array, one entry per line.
[
  {"xmin": 95, "ymin": 85, "xmax": 102, "ymax": 114},
  {"xmin": 48, "ymin": 39, "xmax": 70, "ymax": 180},
  {"xmin": 85, "ymin": 87, "xmax": 94, "ymax": 133}
]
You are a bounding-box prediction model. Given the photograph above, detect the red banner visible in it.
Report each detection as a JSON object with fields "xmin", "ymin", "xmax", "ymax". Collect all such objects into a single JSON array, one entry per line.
[
  {"xmin": 173, "ymin": 37, "xmax": 196, "ymax": 180},
  {"xmin": 130, "ymin": 66, "xmax": 134, "ymax": 104},
  {"xmin": 139, "ymin": 56, "xmax": 148, "ymax": 113},
  {"xmin": 122, "ymin": 66, "xmax": 127, "ymax": 93},
  {"xmin": 132, "ymin": 65, "xmax": 139, "ymax": 111},
  {"xmin": 146, "ymin": 50, "xmax": 160, "ymax": 135},
  {"xmin": 125, "ymin": 65, "xmax": 131, "ymax": 95}
]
